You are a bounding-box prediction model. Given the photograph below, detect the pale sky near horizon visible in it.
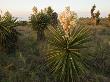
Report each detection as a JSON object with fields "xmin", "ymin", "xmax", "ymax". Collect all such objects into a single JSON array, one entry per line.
[{"xmin": 0, "ymin": 0, "xmax": 110, "ymax": 20}]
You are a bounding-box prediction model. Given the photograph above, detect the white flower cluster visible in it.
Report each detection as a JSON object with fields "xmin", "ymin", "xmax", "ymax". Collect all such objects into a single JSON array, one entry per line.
[{"xmin": 59, "ymin": 6, "xmax": 77, "ymax": 33}]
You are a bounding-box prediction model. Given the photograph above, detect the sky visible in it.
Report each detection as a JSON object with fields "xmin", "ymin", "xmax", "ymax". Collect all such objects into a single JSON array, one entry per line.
[{"xmin": 0, "ymin": 0, "xmax": 110, "ymax": 20}]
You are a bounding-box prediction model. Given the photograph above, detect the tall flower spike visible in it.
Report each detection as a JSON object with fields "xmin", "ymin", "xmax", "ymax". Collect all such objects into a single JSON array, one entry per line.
[{"xmin": 59, "ymin": 6, "xmax": 77, "ymax": 34}]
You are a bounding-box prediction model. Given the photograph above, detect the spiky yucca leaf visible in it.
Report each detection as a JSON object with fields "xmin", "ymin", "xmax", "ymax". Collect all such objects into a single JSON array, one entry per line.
[{"xmin": 46, "ymin": 26, "xmax": 91, "ymax": 82}]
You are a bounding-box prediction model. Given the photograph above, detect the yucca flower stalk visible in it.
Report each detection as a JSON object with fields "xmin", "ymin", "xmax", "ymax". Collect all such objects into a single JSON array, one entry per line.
[
  {"xmin": 45, "ymin": 25, "xmax": 91, "ymax": 82},
  {"xmin": 59, "ymin": 6, "xmax": 77, "ymax": 34}
]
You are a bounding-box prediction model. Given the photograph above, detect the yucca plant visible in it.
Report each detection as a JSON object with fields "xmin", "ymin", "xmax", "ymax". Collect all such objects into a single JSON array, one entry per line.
[
  {"xmin": 45, "ymin": 25, "xmax": 91, "ymax": 82},
  {"xmin": 30, "ymin": 7, "xmax": 50, "ymax": 42},
  {"xmin": 90, "ymin": 4, "xmax": 100, "ymax": 25},
  {"xmin": 45, "ymin": 6, "xmax": 58, "ymax": 28},
  {"xmin": 0, "ymin": 11, "xmax": 19, "ymax": 54},
  {"xmin": 45, "ymin": 6, "xmax": 53, "ymax": 17}
]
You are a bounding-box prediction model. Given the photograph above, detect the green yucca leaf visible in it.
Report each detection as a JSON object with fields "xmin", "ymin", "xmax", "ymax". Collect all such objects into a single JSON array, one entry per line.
[{"xmin": 45, "ymin": 25, "xmax": 91, "ymax": 82}]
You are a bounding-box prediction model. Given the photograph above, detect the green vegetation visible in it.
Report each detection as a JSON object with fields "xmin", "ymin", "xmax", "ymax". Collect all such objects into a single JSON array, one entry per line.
[
  {"xmin": 0, "ymin": 5, "xmax": 110, "ymax": 82},
  {"xmin": 46, "ymin": 26, "xmax": 90, "ymax": 82},
  {"xmin": 30, "ymin": 8, "xmax": 50, "ymax": 41},
  {"xmin": 0, "ymin": 11, "xmax": 19, "ymax": 54}
]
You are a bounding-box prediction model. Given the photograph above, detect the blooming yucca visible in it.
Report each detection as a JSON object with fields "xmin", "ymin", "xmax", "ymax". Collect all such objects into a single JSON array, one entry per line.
[{"xmin": 59, "ymin": 6, "xmax": 77, "ymax": 33}]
